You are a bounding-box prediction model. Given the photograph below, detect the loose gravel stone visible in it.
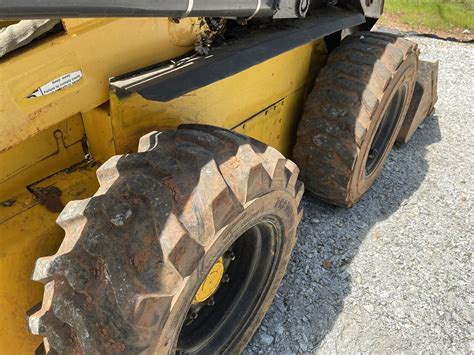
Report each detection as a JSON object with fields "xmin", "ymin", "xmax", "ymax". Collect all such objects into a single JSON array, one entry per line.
[
  {"xmin": 245, "ymin": 34, "xmax": 473, "ymax": 353},
  {"xmin": 259, "ymin": 334, "xmax": 275, "ymax": 346}
]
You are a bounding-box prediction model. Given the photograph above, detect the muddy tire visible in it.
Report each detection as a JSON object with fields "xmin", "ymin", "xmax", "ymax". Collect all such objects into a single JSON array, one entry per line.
[
  {"xmin": 293, "ymin": 31, "xmax": 419, "ymax": 207},
  {"xmin": 29, "ymin": 125, "xmax": 303, "ymax": 354}
]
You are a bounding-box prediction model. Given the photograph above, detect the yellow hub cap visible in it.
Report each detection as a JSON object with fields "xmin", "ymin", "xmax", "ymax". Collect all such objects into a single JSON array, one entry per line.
[{"xmin": 192, "ymin": 257, "xmax": 225, "ymax": 305}]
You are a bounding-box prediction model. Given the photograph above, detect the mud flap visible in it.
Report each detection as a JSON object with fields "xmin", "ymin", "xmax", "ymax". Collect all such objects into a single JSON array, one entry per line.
[{"xmin": 397, "ymin": 60, "xmax": 439, "ymax": 144}]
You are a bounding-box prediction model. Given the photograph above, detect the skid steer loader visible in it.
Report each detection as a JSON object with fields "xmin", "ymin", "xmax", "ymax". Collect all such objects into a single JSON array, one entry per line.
[{"xmin": 0, "ymin": 1, "xmax": 438, "ymax": 353}]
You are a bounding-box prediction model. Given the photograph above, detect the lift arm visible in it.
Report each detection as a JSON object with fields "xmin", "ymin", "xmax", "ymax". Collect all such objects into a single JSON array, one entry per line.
[{"xmin": 0, "ymin": 0, "xmax": 311, "ymax": 20}]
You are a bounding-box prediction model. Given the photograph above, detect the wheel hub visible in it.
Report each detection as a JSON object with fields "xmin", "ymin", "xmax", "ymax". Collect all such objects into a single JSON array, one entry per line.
[
  {"xmin": 177, "ymin": 220, "xmax": 282, "ymax": 353},
  {"xmin": 192, "ymin": 257, "xmax": 225, "ymax": 305}
]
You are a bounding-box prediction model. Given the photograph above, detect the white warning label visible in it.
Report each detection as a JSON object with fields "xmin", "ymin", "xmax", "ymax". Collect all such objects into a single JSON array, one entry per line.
[{"xmin": 29, "ymin": 70, "xmax": 83, "ymax": 98}]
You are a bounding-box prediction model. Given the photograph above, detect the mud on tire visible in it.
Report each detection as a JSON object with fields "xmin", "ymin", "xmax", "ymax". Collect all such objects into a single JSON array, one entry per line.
[
  {"xmin": 294, "ymin": 31, "xmax": 419, "ymax": 207},
  {"xmin": 29, "ymin": 125, "xmax": 303, "ymax": 354}
]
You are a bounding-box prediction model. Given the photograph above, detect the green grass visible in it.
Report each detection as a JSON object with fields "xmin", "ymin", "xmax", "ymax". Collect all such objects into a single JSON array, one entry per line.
[{"xmin": 384, "ymin": 0, "xmax": 474, "ymax": 31}]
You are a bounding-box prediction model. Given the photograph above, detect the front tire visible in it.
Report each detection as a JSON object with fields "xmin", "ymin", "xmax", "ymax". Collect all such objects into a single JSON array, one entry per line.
[{"xmin": 29, "ymin": 125, "xmax": 303, "ymax": 354}]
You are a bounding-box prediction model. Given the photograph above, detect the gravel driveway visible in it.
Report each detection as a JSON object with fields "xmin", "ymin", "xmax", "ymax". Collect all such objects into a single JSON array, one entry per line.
[{"xmin": 246, "ymin": 35, "xmax": 474, "ymax": 353}]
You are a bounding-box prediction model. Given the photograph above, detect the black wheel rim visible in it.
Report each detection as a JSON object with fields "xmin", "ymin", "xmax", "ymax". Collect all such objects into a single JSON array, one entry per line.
[
  {"xmin": 366, "ymin": 85, "xmax": 408, "ymax": 175},
  {"xmin": 176, "ymin": 217, "xmax": 282, "ymax": 354}
]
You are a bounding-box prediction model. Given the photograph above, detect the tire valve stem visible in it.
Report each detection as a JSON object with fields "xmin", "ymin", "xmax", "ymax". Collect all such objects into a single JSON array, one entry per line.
[
  {"xmin": 222, "ymin": 274, "xmax": 230, "ymax": 283},
  {"xmin": 368, "ymin": 148, "xmax": 378, "ymax": 159},
  {"xmin": 207, "ymin": 297, "xmax": 215, "ymax": 306}
]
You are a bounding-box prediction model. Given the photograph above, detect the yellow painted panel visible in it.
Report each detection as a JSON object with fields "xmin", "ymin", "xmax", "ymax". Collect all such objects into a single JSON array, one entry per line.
[
  {"xmin": 234, "ymin": 90, "xmax": 306, "ymax": 156},
  {"xmin": 0, "ymin": 165, "xmax": 99, "ymax": 354},
  {"xmin": 110, "ymin": 41, "xmax": 327, "ymax": 155},
  {"xmin": 82, "ymin": 105, "xmax": 116, "ymax": 163},
  {"xmin": 0, "ymin": 17, "xmax": 202, "ymax": 152},
  {"xmin": 0, "ymin": 114, "xmax": 85, "ymax": 201}
]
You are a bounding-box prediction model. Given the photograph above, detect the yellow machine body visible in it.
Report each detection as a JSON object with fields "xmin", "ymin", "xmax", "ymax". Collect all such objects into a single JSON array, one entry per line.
[{"xmin": 0, "ymin": 17, "xmax": 327, "ymax": 353}]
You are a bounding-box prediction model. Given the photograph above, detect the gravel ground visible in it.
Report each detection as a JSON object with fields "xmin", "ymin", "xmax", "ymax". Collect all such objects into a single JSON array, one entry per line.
[{"xmin": 246, "ymin": 35, "xmax": 474, "ymax": 353}]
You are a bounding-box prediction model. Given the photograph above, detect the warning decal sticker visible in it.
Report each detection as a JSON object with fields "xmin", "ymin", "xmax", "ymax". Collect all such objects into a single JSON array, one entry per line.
[{"xmin": 28, "ymin": 70, "xmax": 83, "ymax": 98}]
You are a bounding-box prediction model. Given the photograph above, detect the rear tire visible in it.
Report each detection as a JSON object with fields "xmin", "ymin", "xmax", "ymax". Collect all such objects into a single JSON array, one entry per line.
[
  {"xmin": 294, "ymin": 31, "xmax": 419, "ymax": 207},
  {"xmin": 29, "ymin": 125, "xmax": 303, "ymax": 354}
]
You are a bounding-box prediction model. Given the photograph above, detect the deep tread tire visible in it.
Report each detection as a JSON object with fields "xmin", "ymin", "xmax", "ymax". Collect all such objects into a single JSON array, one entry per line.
[
  {"xmin": 29, "ymin": 125, "xmax": 303, "ymax": 354},
  {"xmin": 294, "ymin": 31, "xmax": 419, "ymax": 207}
]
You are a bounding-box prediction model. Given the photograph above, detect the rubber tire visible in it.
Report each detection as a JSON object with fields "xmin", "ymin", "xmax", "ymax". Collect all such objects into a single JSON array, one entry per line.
[
  {"xmin": 28, "ymin": 125, "xmax": 303, "ymax": 354},
  {"xmin": 293, "ymin": 31, "xmax": 419, "ymax": 207}
]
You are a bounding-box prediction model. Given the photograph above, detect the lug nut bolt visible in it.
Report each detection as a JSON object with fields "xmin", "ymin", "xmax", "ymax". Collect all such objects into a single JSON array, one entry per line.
[
  {"xmin": 222, "ymin": 274, "xmax": 230, "ymax": 283},
  {"xmin": 225, "ymin": 251, "xmax": 236, "ymax": 261},
  {"xmin": 207, "ymin": 297, "xmax": 215, "ymax": 306},
  {"xmin": 368, "ymin": 148, "xmax": 378, "ymax": 159},
  {"xmin": 190, "ymin": 311, "xmax": 199, "ymax": 320}
]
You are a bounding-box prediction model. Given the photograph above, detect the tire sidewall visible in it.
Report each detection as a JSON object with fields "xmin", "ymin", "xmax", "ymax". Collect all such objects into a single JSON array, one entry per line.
[
  {"xmin": 350, "ymin": 51, "xmax": 418, "ymax": 203},
  {"xmin": 153, "ymin": 189, "xmax": 299, "ymax": 354}
]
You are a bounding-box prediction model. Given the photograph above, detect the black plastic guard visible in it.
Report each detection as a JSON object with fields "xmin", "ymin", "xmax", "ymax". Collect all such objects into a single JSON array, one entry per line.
[{"xmin": 110, "ymin": 7, "xmax": 365, "ymax": 102}]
